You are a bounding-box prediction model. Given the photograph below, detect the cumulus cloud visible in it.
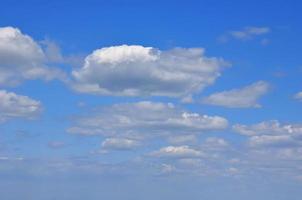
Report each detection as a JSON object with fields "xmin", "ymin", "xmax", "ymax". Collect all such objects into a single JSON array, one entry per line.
[
  {"xmin": 101, "ymin": 138, "xmax": 140, "ymax": 151},
  {"xmin": 150, "ymin": 146, "xmax": 203, "ymax": 158},
  {"xmin": 202, "ymin": 81, "xmax": 270, "ymax": 108},
  {"xmin": 0, "ymin": 27, "xmax": 66, "ymax": 86},
  {"xmin": 0, "ymin": 90, "xmax": 42, "ymax": 122},
  {"xmin": 71, "ymin": 45, "xmax": 228, "ymax": 97},
  {"xmin": 219, "ymin": 26, "xmax": 270, "ymax": 42},
  {"xmin": 68, "ymin": 101, "xmax": 228, "ymax": 139},
  {"xmin": 294, "ymin": 91, "xmax": 302, "ymax": 101}
]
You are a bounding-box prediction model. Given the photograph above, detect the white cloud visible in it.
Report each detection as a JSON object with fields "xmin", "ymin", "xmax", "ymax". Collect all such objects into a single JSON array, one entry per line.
[
  {"xmin": 71, "ymin": 45, "xmax": 228, "ymax": 97},
  {"xmin": 219, "ymin": 26, "xmax": 270, "ymax": 42},
  {"xmin": 68, "ymin": 101, "xmax": 228, "ymax": 139},
  {"xmin": 233, "ymin": 120, "xmax": 302, "ymax": 136},
  {"xmin": 202, "ymin": 81, "xmax": 270, "ymax": 108},
  {"xmin": 229, "ymin": 27, "xmax": 270, "ymax": 40},
  {"xmin": 294, "ymin": 91, "xmax": 302, "ymax": 101},
  {"xmin": 0, "ymin": 27, "xmax": 66, "ymax": 86},
  {"xmin": 101, "ymin": 138, "xmax": 140, "ymax": 151},
  {"xmin": 0, "ymin": 90, "xmax": 42, "ymax": 122},
  {"xmin": 233, "ymin": 120, "xmax": 302, "ymax": 152},
  {"xmin": 150, "ymin": 146, "xmax": 203, "ymax": 158},
  {"xmin": 248, "ymin": 135, "xmax": 298, "ymax": 148}
]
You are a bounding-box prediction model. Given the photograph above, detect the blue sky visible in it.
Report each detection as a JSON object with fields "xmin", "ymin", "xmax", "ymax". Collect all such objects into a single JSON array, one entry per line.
[{"xmin": 0, "ymin": 0, "xmax": 302, "ymax": 199}]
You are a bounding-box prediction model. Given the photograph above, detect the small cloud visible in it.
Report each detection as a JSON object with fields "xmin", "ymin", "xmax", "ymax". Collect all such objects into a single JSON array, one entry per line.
[
  {"xmin": 0, "ymin": 90, "xmax": 42, "ymax": 123},
  {"xmin": 201, "ymin": 81, "xmax": 270, "ymax": 108},
  {"xmin": 150, "ymin": 145, "xmax": 203, "ymax": 158},
  {"xmin": 219, "ymin": 26, "xmax": 271, "ymax": 43},
  {"xmin": 101, "ymin": 138, "xmax": 140, "ymax": 151}
]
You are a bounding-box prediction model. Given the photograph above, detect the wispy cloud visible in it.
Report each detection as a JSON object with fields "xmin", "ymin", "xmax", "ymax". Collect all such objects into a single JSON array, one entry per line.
[
  {"xmin": 68, "ymin": 101, "xmax": 228, "ymax": 139},
  {"xmin": 201, "ymin": 81, "xmax": 270, "ymax": 108},
  {"xmin": 219, "ymin": 26, "xmax": 271, "ymax": 43}
]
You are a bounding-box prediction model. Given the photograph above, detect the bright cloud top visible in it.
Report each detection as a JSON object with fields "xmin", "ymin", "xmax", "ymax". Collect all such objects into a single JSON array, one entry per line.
[
  {"xmin": 202, "ymin": 81, "xmax": 270, "ymax": 108},
  {"xmin": 0, "ymin": 27, "xmax": 65, "ymax": 86},
  {"xmin": 71, "ymin": 45, "xmax": 228, "ymax": 97},
  {"xmin": 0, "ymin": 90, "xmax": 42, "ymax": 123}
]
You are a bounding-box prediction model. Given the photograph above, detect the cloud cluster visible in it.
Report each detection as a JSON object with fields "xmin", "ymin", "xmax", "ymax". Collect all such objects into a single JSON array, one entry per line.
[
  {"xmin": 0, "ymin": 27, "xmax": 66, "ymax": 86},
  {"xmin": 2, "ymin": 25, "xmax": 301, "ymax": 180},
  {"xmin": 233, "ymin": 120, "xmax": 302, "ymax": 151},
  {"xmin": 71, "ymin": 45, "xmax": 228, "ymax": 97},
  {"xmin": 202, "ymin": 81, "xmax": 269, "ymax": 108},
  {"xmin": 0, "ymin": 90, "xmax": 42, "ymax": 123}
]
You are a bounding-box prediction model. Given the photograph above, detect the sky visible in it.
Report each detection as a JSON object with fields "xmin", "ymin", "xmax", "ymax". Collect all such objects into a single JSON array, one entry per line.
[{"xmin": 0, "ymin": 0, "xmax": 302, "ymax": 199}]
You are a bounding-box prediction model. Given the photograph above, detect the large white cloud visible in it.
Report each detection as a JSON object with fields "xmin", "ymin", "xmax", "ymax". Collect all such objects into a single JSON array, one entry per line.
[
  {"xmin": 71, "ymin": 45, "xmax": 228, "ymax": 97},
  {"xmin": 0, "ymin": 90, "xmax": 42, "ymax": 122},
  {"xmin": 0, "ymin": 27, "xmax": 66, "ymax": 86},
  {"xmin": 68, "ymin": 101, "xmax": 228, "ymax": 139},
  {"xmin": 202, "ymin": 81, "xmax": 270, "ymax": 108}
]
